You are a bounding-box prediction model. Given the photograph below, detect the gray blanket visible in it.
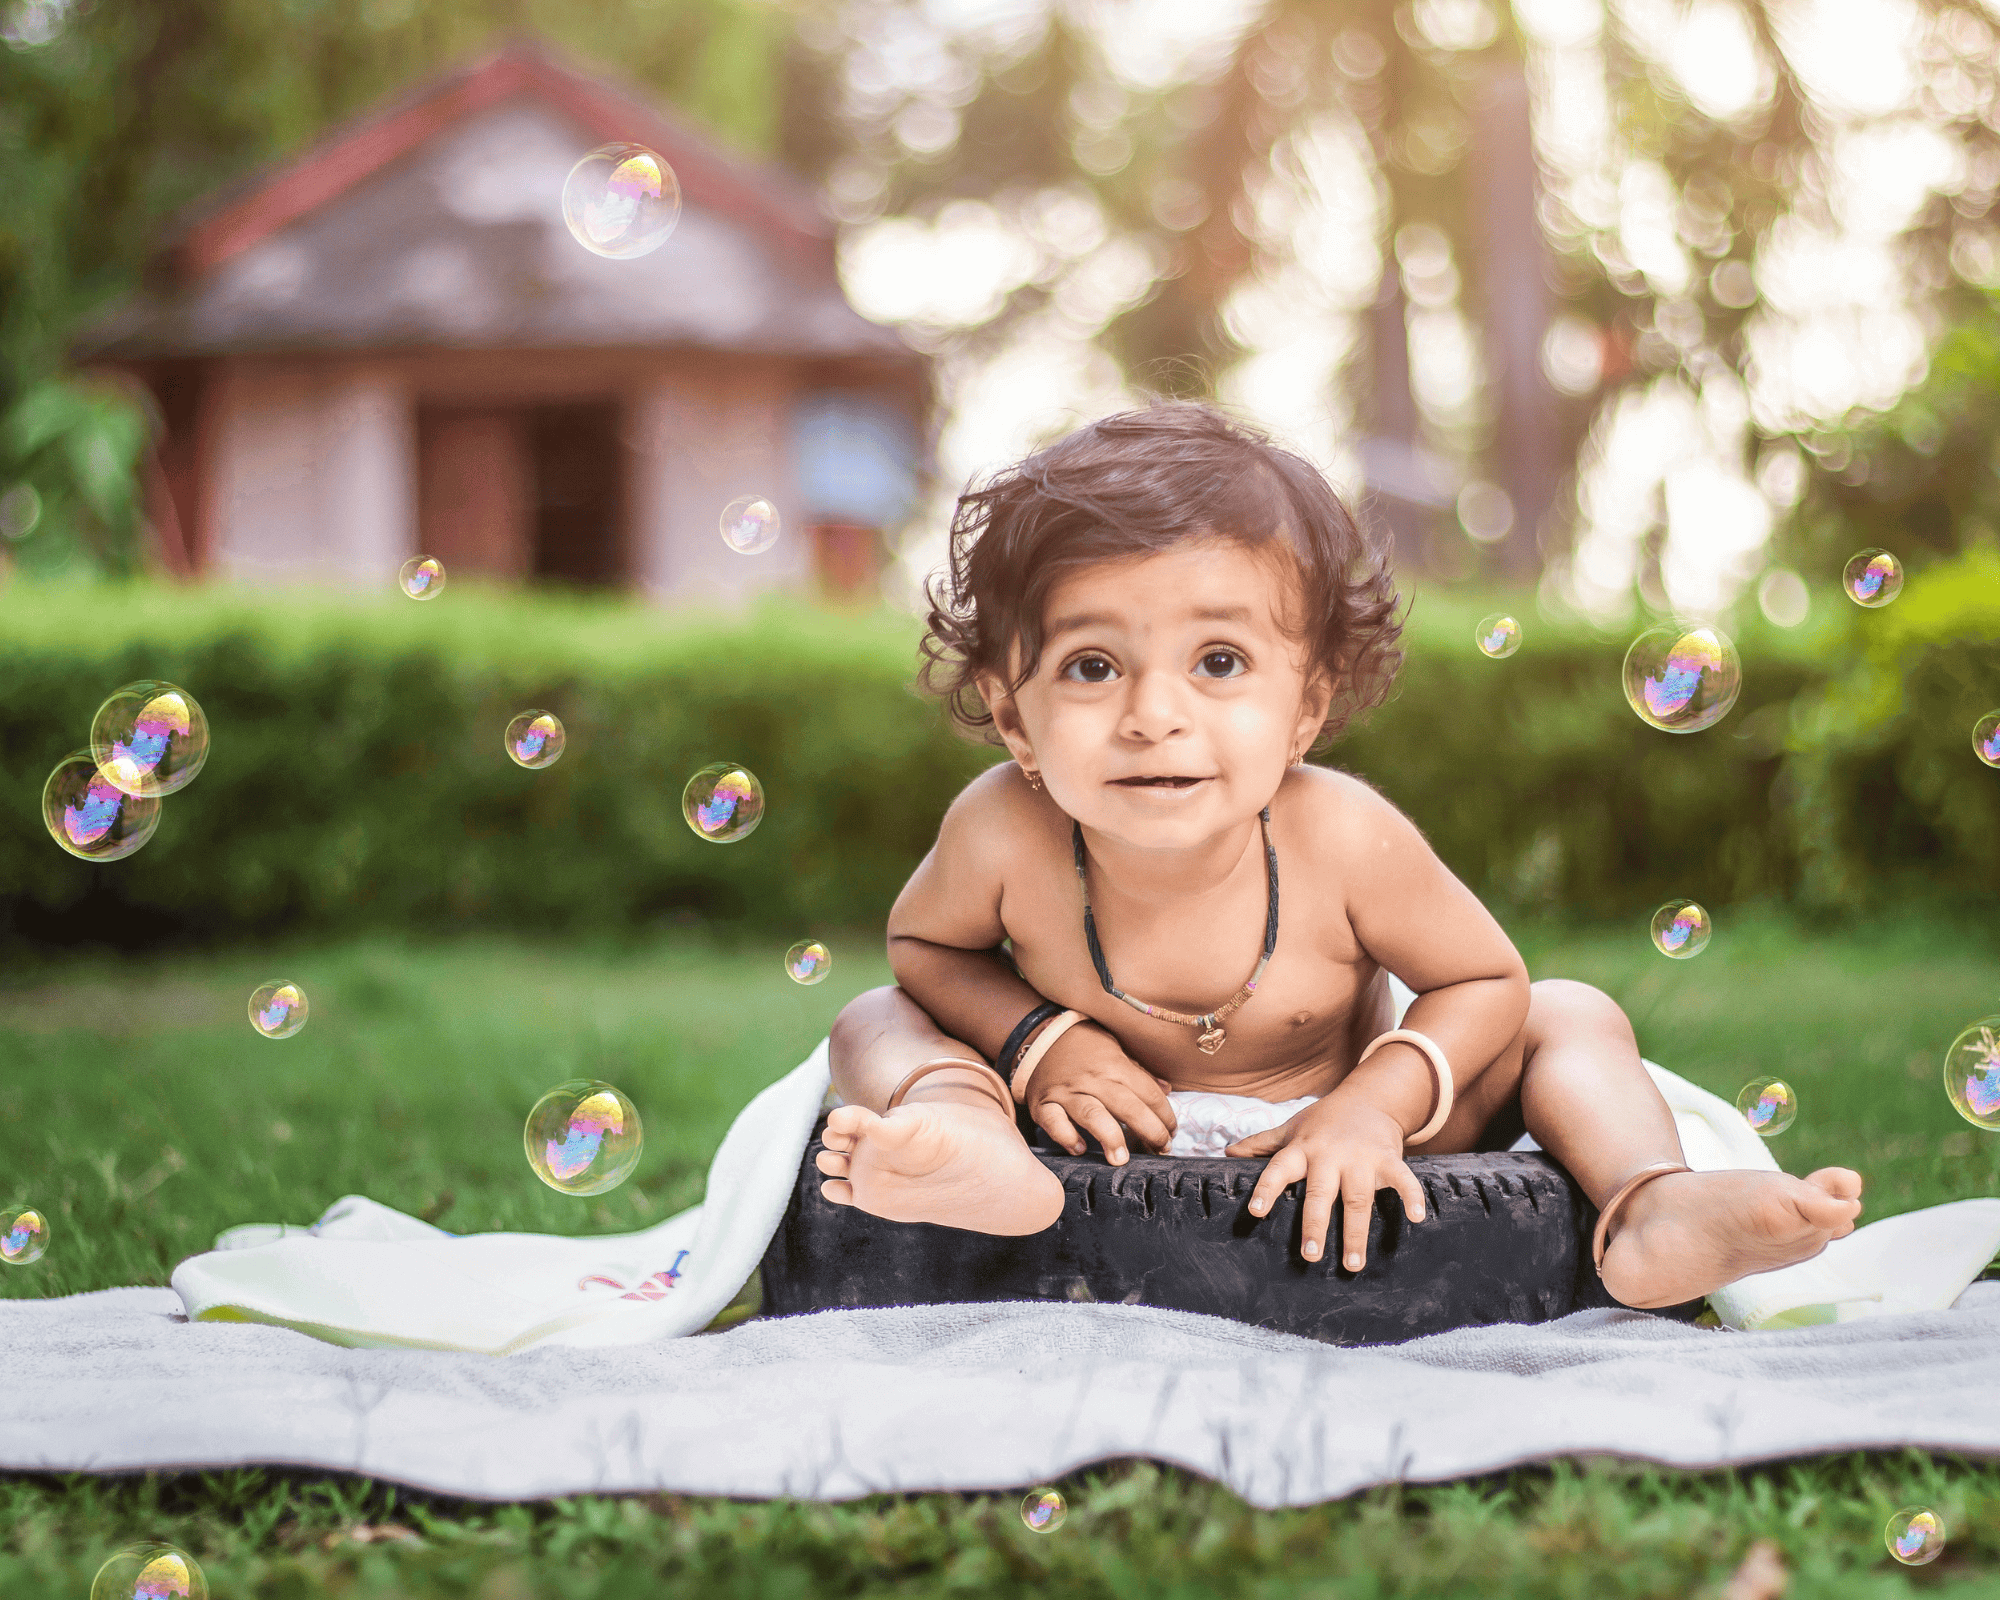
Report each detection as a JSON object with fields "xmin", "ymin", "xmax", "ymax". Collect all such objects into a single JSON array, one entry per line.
[{"xmin": 6, "ymin": 1282, "xmax": 1997, "ymax": 1506}]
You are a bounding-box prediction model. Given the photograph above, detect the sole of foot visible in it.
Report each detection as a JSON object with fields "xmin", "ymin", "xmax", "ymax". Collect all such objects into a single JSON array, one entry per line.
[{"xmin": 815, "ymin": 1099, "xmax": 1066, "ymax": 1236}]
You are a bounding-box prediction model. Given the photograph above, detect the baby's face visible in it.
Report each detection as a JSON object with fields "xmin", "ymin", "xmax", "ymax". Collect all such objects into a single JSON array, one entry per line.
[{"xmin": 989, "ymin": 539, "xmax": 1329, "ymax": 851}]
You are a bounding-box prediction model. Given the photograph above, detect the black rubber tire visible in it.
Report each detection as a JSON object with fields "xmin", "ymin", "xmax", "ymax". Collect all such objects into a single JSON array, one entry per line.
[{"xmin": 758, "ymin": 1113, "xmax": 1705, "ymax": 1343}]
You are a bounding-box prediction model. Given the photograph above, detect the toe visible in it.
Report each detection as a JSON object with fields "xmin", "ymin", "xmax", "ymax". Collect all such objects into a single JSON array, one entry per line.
[
  {"xmin": 814, "ymin": 1149, "xmax": 850, "ymax": 1178},
  {"xmin": 820, "ymin": 1178, "xmax": 855, "ymax": 1208},
  {"xmin": 1807, "ymin": 1166, "xmax": 1864, "ymax": 1201}
]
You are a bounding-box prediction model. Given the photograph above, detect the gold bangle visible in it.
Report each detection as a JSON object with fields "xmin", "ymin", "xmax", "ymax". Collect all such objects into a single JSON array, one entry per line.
[
  {"xmin": 1011, "ymin": 1009, "xmax": 1086, "ymax": 1103},
  {"xmin": 884, "ymin": 1057, "xmax": 1014, "ymax": 1118}
]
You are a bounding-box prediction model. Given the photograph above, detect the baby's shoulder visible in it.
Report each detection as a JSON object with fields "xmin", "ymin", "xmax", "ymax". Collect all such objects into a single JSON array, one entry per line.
[
  {"xmin": 934, "ymin": 759, "xmax": 1065, "ymax": 876},
  {"xmin": 1277, "ymin": 763, "xmax": 1415, "ymax": 867}
]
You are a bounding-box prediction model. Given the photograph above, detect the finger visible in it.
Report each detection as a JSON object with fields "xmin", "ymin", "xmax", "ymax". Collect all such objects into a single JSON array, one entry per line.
[
  {"xmin": 1097, "ymin": 1085, "xmax": 1175, "ymax": 1153},
  {"xmin": 1392, "ymin": 1162, "xmax": 1427, "ymax": 1224},
  {"xmin": 813, "ymin": 1148, "xmax": 851, "ymax": 1179},
  {"xmin": 1340, "ymin": 1185, "xmax": 1376, "ymax": 1272},
  {"xmin": 1224, "ymin": 1115, "xmax": 1302, "ymax": 1159},
  {"xmin": 1147, "ymin": 1078, "xmax": 1179, "ymax": 1135},
  {"xmin": 1070, "ymin": 1097, "xmax": 1133, "ymax": 1164},
  {"xmin": 1298, "ymin": 1173, "xmax": 1341, "ymax": 1263},
  {"xmin": 819, "ymin": 1178, "xmax": 854, "ymax": 1208},
  {"xmin": 1248, "ymin": 1150, "xmax": 1305, "ymax": 1217},
  {"xmin": 1035, "ymin": 1100, "xmax": 1088, "ymax": 1157}
]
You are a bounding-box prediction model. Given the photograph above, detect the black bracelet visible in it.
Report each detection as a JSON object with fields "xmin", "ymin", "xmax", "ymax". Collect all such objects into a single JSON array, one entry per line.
[{"xmin": 997, "ymin": 1000, "xmax": 1064, "ymax": 1085}]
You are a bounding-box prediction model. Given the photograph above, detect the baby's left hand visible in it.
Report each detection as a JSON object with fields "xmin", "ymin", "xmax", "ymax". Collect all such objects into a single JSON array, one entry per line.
[{"xmin": 1224, "ymin": 1096, "xmax": 1427, "ymax": 1270}]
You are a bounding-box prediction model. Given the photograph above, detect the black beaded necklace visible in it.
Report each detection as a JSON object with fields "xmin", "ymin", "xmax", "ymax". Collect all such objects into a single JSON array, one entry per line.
[{"xmin": 1072, "ymin": 807, "xmax": 1279, "ymax": 1055}]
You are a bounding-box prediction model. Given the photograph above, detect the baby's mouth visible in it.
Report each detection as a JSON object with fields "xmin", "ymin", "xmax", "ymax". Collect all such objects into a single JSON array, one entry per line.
[{"xmin": 1111, "ymin": 775, "xmax": 1208, "ymax": 788}]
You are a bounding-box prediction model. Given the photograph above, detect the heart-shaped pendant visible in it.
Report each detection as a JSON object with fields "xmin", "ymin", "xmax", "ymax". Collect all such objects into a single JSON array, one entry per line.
[{"xmin": 1196, "ymin": 1026, "xmax": 1226, "ymax": 1055}]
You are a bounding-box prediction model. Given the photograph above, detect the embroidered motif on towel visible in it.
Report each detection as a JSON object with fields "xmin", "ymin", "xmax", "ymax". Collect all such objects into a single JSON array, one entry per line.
[{"xmin": 577, "ymin": 1248, "xmax": 690, "ymax": 1300}]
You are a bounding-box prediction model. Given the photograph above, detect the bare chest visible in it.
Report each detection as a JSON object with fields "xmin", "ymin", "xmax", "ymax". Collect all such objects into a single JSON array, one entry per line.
[{"xmin": 1002, "ymin": 841, "xmax": 1395, "ymax": 1099}]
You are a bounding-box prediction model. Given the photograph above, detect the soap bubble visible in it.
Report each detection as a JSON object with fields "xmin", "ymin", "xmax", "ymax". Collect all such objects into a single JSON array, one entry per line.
[
  {"xmin": 90, "ymin": 681, "xmax": 208, "ymax": 798},
  {"xmin": 248, "ymin": 981, "xmax": 309, "ymax": 1040},
  {"xmin": 1622, "ymin": 624, "xmax": 1741, "ymax": 733},
  {"xmin": 90, "ymin": 1542, "xmax": 208, "ymax": 1600},
  {"xmin": 1735, "ymin": 1077, "xmax": 1797, "ymax": 1137},
  {"xmin": 1972, "ymin": 711, "xmax": 2000, "ymax": 767},
  {"xmin": 1884, "ymin": 1506, "xmax": 1946, "ymax": 1566},
  {"xmin": 525, "ymin": 1080, "xmax": 644, "ymax": 1196},
  {"xmin": 1843, "ymin": 548, "xmax": 1903, "ymax": 608},
  {"xmin": 720, "ymin": 495, "xmax": 781, "ymax": 554},
  {"xmin": 42, "ymin": 751, "xmax": 162, "ymax": 862},
  {"xmin": 785, "ymin": 939, "xmax": 832, "ymax": 985},
  {"xmin": 504, "ymin": 710, "xmax": 566, "ymax": 770},
  {"xmin": 1475, "ymin": 614, "xmax": 1522, "ymax": 659},
  {"xmin": 0, "ymin": 482, "xmax": 41, "ymax": 540},
  {"xmin": 562, "ymin": 143, "xmax": 681, "ymax": 259},
  {"xmin": 683, "ymin": 762, "xmax": 765, "ymax": 843},
  {"xmin": 399, "ymin": 556, "xmax": 446, "ymax": 600},
  {"xmin": 1650, "ymin": 900, "xmax": 1711, "ymax": 959},
  {"xmin": 1, "ymin": 1207, "xmax": 49, "ymax": 1266},
  {"xmin": 1943, "ymin": 1017, "xmax": 2000, "ymax": 1130},
  {"xmin": 1020, "ymin": 1488, "xmax": 1067, "ymax": 1532}
]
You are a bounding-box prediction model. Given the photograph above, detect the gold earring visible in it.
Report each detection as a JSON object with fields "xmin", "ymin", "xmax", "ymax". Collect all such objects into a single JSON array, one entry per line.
[{"xmin": 1025, "ymin": 768, "xmax": 1043, "ymax": 793}]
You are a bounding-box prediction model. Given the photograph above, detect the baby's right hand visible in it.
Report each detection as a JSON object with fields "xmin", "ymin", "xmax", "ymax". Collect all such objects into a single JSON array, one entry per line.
[{"xmin": 1023, "ymin": 1019, "xmax": 1177, "ymax": 1165}]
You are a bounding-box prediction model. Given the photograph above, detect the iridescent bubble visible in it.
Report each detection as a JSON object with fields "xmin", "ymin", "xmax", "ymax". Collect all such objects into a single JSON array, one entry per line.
[
  {"xmin": 399, "ymin": 556, "xmax": 446, "ymax": 600},
  {"xmin": 1735, "ymin": 1077, "xmax": 1797, "ymax": 1137},
  {"xmin": 89, "ymin": 1542, "xmax": 208, "ymax": 1600},
  {"xmin": 1649, "ymin": 899, "xmax": 1711, "ymax": 959},
  {"xmin": 42, "ymin": 750, "xmax": 162, "ymax": 862},
  {"xmin": 719, "ymin": 495, "xmax": 781, "ymax": 555},
  {"xmin": 1, "ymin": 1207, "xmax": 49, "ymax": 1266},
  {"xmin": 1972, "ymin": 711, "xmax": 2000, "ymax": 768},
  {"xmin": 248, "ymin": 981, "xmax": 309, "ymax": 1040},
  {"xmin": 505, "ymin": 710, "xmax": 566, "ymax": 770},
  {"xmin": 1020, "ymin": 1488, "xmax": 1067, "ymax": 1532},
  {"xmin": 1843, "ymin": 548, "xmax": 1903, "ymax": 608},
  {"xmin": 562, "ymin": 143, "xmax": 681, "ymax": 260},
  {"xmin": 683, "ymin": 762, "xmax": 765, "ymax": 843},
  {"xmin": 1622, "ymin": 624, "xmax": 1742, "ymax": 733},
  {"xmin": 90, "ymin": 681, "xmax": 208, "ymax": 798},
  {"xmin": 1943, "ymin": 1017, "xmax": 2000, "ymax": 1131},
  {"xmin": 1475, "ymin": 613, "xmax": 1522, "ymax": 659},
  {"xmin": 1884, "ymin": 1506, "xmax": 1946, "ymax": 1566},
  {"xmin": 785, "ymin": 939, "xmax": 832, "ymax": 985},
  {"xmin": 525, "ymin": 1080, "xmax": 644, "ymax": 1196}
]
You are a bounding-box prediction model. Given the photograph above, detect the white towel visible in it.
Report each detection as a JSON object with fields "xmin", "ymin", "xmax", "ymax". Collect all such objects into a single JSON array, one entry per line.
[{"xmin": 173, "ymin": 1018, "xmax": 2000, "ymax": 1351}]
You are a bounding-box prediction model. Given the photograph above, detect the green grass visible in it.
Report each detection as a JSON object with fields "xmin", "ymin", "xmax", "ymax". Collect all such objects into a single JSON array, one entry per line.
[{"xmin": 4, "ymin": 909, "xmax": 2000, "ymax": 1597}]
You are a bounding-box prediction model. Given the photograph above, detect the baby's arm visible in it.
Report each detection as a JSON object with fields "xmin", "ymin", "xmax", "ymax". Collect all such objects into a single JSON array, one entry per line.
[
  {"xmin": 1331, "ymin": 777, "xmax": 1531, "ymax": 1129},
  {"xmin": 887, "ymin": 766, "xmax": 1176, "ymax": 1160},
  {"xmin": 1234, "ymin": 776, "xmax": 1530, "ymax": 1270}
]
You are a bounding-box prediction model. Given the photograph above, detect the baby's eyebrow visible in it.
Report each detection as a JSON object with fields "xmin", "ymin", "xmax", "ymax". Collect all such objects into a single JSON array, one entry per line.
[{"xmin": 1045, "ymin": 603, "xmax": 1259, "ymax": 640}]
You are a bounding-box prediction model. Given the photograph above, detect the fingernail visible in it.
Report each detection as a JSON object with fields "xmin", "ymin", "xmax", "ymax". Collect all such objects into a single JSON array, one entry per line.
[
  {"xmin": 1345, "ymin": 1254, "xmax": 1362, "ymax": 1270},
  {"xmin": 1113, "ymin": 1150, "xmax": 1126, "ymax": 1164},
  {"xmin": 1302, "ymin": 1242, "xmax": 1318, "ymax": 1259}
]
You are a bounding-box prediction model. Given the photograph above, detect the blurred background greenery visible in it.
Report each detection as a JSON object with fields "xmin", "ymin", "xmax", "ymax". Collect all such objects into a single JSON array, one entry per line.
[{"xmin": 1, "ymin": 0, "xmax": 1997, "ymax": 946}]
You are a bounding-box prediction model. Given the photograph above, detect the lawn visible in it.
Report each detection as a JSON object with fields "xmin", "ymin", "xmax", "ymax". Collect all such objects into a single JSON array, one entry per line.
[{"xmin": 3, "ymin": 907, "xmax": 2000, "ymax": 1597}]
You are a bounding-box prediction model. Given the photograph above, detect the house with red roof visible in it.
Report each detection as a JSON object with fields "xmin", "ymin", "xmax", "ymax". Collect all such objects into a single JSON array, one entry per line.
[{"xmin": 78, "ymin": 41, "xmax": 928, "ymax": 602}]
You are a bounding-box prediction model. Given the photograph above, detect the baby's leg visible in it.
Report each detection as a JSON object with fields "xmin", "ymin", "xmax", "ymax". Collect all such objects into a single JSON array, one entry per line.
[
  {"xmin": 817, "ymin": 986, "xmax": 1064, "ymax": 1236},
  {"xmin": 1517, "ymin": 980, "xmax": 1863, "ymax": 1308}
]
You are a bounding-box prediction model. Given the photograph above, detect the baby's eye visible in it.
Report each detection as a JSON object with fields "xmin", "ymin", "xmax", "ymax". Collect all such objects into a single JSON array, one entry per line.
[
  {"xmin": 1062, "ymin": 654, "xmax": 1118, "ymax": 684},
  {"xmin": 1196, "ymin": 649, "xmax": 1247, "ymax": 679}
]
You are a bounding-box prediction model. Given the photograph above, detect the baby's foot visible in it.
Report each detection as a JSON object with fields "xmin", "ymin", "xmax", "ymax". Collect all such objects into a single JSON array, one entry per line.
[
  {"xmin": 1599, "ymin": 1166, "xmax": 1863, "ymax": 1310},
  {"xmin": 814, "ymin": 1099, "xmax": 1066, "ymax": 1236}
]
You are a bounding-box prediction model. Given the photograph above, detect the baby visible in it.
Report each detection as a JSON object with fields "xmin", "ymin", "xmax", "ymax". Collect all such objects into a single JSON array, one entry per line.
[{"xmin": 817, "ymin": 402, "xmax": 1863, "ymax": 1309}]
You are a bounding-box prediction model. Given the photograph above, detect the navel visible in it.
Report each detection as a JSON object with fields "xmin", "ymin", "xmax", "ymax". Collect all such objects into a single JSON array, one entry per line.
[{"xmin": 1291, "ymin": 1010, "xmax": 1314, "ymax": 1028}]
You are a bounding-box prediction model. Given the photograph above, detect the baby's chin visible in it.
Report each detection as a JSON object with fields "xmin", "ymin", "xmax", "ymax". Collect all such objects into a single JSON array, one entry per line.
[{"xmin": 1075, "ymin": 777, "xmax": 1271, "ymax": 846}]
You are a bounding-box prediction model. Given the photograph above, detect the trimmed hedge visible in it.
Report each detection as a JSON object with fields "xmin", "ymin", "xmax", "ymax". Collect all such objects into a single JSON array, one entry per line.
[{"xmin": 2, "ymin": 563, "xmax": 1994, "ymax": 951}]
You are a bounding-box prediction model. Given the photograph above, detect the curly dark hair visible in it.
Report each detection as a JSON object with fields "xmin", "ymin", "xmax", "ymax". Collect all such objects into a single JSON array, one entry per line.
[{"xmin": 918, "ymin": 400, "xmax": 1404, "ymax": 751}]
